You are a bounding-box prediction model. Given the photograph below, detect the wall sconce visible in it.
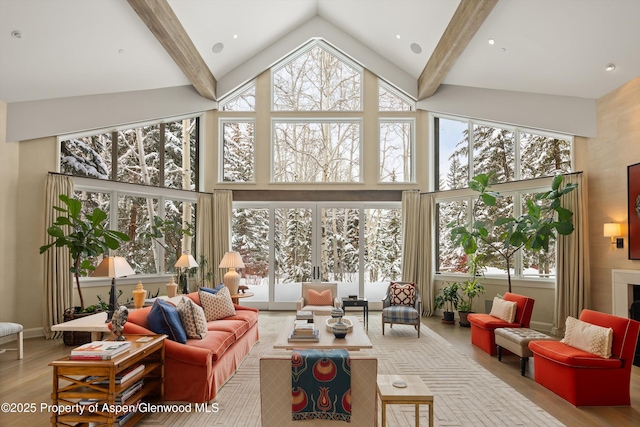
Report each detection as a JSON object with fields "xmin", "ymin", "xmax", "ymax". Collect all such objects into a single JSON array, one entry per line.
[{"xmin": 603, "ymin": 223, "xmax": 624, "ymax": 249}]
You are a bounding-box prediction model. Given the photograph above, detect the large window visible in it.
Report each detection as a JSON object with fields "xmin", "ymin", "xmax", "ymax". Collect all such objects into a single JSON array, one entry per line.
[
  {"xmin": 434, "ymin": 114, "xmax": 573, "ymax": 281},
  {"xmin": 272, "ymin": 121, "xmax": 361, "ymax": 183},
  {"xmin": 435, "ymin": 115, "xmax": 571, "ymax": 191},
  {"xmin": 379, "ymin": 120, "xmax": 413, "ymax": 182},
  {"xmin": 61, "ymin": 117, "xmax": 199, "ymax": 191},
  {"xmin": 61, "ymin": 115, "xmax": 199, "ymax": 277}
]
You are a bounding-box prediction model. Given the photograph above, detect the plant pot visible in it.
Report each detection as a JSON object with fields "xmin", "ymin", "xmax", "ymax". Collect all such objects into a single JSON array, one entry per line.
[
  {"xmin": 458, "ymin": 311, "xmax": 473, "ymax": 327},
  {"xmin": 442, "ymin": 311, "xmax": 455, "ymax": 324},
  {"xmin": 62, "ymin": 307, "xmax": 98, "ymax": 346}
]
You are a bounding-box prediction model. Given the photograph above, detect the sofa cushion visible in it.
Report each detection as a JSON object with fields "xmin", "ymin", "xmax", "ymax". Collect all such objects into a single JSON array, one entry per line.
[
  {"xmin": 225, "ymin": 308, "xmax": 259, "ymax": 329},
  {"xmin": 467, "ymin": 313, "xmax": 516, "ymax": 330},
  {"xmin": 199, "ymin": 283, "xmax": 226, "ymax": 294},
  {"xmin": 529, "ymin": 340, "xmax": 622, "ymax": 369},
  {"xmin": 176, "ymin": 297, "xmax": 208, "ymax": 339},
  {"xmin": 490, "ymin": 297, "xmax": 517, "ymax": 323},
  {"xmin": 185, "ymin": 330, "xmax": 237, "ymax": 362},
  {"xmin": 562, "ymin": 316, "xmax": 613, "ymax": 358},
  {"xmin": 207, "ymin": 319, "xmax": 250, "ymax": 340},
  {"xmin": 199, "ymin": 286, "xmax": 236, "ymax": 321},
  {"xmin": 307, "ymin": 289, "xmax": 332, "ymax": 306},
  {"xmin": 389, "ymin": 282, "xmax": 415, "ymax": 306},
  {"xmin": 147, "ymin": 299, "xmax": 187, "ymax": 344}
]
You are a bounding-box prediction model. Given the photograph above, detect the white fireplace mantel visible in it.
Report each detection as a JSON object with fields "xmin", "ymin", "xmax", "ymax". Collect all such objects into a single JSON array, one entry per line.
[{"xmin": 612, "ymin": 269, "xmax": 640, "ymax": 317}]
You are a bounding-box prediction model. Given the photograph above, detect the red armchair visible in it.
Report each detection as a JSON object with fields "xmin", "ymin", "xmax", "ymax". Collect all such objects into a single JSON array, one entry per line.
[
  {"xmin": 529, "ymin": 309, "xmax": 640, "ymax": 406},
  {"xmin": 467, "ymin": 292, "xmax": 535, "ymax": 356}
]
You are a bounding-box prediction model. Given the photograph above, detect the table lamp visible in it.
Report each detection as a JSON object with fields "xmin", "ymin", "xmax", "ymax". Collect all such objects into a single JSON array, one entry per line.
[
  {"xmin": 219, "ymin": 251, "xmax": 244, "ymax": 295},
  {"xmin": 175, "ymin": 251, "xmax": 198, "ymax": 294},
  {"xmin": 92, "ymin": 256, "xmax": 136, "ymax": 322}
]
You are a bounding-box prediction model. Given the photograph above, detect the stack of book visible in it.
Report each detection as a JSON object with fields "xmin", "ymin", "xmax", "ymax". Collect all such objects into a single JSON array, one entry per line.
[
  {"xmin": 85, "ymin": 364, "xmax": 145, "ymax": 386},
  {"xmin": 70, "ymin": 341, "xmax": 131, "ymax": 360},
  {"xmin": 288, "ymin": 320, "xmax": 319, "ymax": 342},
  {"xmin": 80, "ymin": 379, "xmax": 144, "ymax": 406},
  {"xmin": 296, "ymin": 310, "xmax": 314, "ymax": 323}
]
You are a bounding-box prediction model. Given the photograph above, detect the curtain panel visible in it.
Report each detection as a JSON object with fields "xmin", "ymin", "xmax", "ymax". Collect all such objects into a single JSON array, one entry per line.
[
  {"xmin": 553, "ymin": 172, "xmax": 590, "ymax": 335},
  {"xmin": 196, "ymin": 190, "xmax": 232, "ymax": 287},
  {"xmin": 43, "ymin": 174, "xmax": 74, "ymax": 339}
]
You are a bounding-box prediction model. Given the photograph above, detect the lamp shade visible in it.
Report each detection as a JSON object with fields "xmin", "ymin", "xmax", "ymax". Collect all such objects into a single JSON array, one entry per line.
[
  {"xmin": 92, "ymin": 256, "xmax": 135, "ymax": 278},
  {"xmin": 175, "ymin": 253, "xmax": 198, "ymax": 268},
  {"xmin": 219, "ymin": 251, "xmax": 244, "ymax": 269},
  {"xmin": 603, "ymin": 223, "xmax": 621, "ymax": 238}
]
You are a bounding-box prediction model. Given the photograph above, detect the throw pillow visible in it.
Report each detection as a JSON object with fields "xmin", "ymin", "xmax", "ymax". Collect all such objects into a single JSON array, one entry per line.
[
  {"xmin": 176, "ymin": 297, "xmax": 208, "ymax": 339},
  {"xmin": 489, "ymin": 297, "xmax": 518, "ymax": 323},
  {"xmin": 389, "ymin": 282, "xmax": 415, "ymax": 306},
  {"xmin": 307, "ymin": 289, "xmax": 333, "ymax": 306},
  {"xmin": 147, "ymin": 299, "xmax": 187, "ymax": 344},
  {"xmin": 199, "ymin": 283, "xmax": 226, "ymax": 294},
  {"xmin": 561, "ymin": 316, "xmax": 613, "ymax": 358},
  {"xmin": 199, "ymin": 286, "xmax": 236, "ymax": 321}
]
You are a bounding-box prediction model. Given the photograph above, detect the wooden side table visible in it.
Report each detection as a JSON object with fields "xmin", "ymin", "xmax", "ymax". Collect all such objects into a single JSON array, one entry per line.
[
  {"xmin": 342, "ymin": 297, "xmax": 368, "ymax": 330},
  {"xmin": 50, "ymin": 335, "xmax": 165, "ymax": 427},
  {"xmin": 230, "ymin": 291, "xmax": 254, "ymax": 305},
  {"xmin": 377, "ymin": 374, "xmax": 434, "ymax": 427}
]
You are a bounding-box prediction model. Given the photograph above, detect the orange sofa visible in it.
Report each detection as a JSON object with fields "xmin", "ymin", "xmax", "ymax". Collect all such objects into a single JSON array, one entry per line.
[
  {"xmin": 529, "ymin": 309, "xmax": 640, "ymax": 406},
  {"xmin": 467, "ymin": 292, "xmax": 535, "ymax": 356},
  {"xmin": 122, "ymin": 292, "xmax": 259, "ymax": 403}
]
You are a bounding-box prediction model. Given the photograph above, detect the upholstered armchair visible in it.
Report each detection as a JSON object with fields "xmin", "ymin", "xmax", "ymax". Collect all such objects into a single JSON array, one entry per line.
[
  {"xmin": 382, "ymin": 282, "xmax": 421, "ymax": 337},
  {"xmin": 296, "ymin": 283, "xmax": 341, "ymax": 315},
  {"xmin": 529, "ymin": 309, "xmax": 640, "ymax": 406},
  {"xmin": 467, "ymin": 292, "xmax": 535, "ymax": 355}
]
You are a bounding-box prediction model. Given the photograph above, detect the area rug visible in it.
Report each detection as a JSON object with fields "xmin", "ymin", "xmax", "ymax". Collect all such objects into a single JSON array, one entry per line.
[{"xmin": 139, "ymin": 312, "xmax": 563, "ymax": 426}]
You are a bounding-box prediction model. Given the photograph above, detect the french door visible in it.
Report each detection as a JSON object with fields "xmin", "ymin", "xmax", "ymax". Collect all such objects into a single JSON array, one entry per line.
[{"xmin": 232, "ymin": 202, "xmax": 401, "ymax": 310}]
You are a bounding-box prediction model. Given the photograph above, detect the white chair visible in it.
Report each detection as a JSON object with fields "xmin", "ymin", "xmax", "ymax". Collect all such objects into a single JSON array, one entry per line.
[
  {"xmin": 0, "ymin": 322, "xmax": 24, "ymax": 359},
  {"xmin": 296, "ymin": 283, "xmax": 341, "ymax": 315}
]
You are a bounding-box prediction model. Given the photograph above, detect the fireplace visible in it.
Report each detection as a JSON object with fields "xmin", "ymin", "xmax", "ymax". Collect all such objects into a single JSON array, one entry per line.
[{"xmin": 611, "ymin": 269, "xmax": 640, "ymax": 367}]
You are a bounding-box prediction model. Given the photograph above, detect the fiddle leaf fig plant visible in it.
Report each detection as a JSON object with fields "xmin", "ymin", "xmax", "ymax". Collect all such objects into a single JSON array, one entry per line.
[
  {"xmin": 39, "ymin": 194, "xmax": 130, "ymax": 311},
  {"xmin": 450, "ymin": 173, "xmax": 577, "ymax": 293}
]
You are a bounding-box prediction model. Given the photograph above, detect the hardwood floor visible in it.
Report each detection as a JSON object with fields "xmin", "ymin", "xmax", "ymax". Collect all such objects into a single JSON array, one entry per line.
[
  {"xmin": 1, "ymin": 315, "xmax": 639, "ymax": 426},
  {"xmin": 421, "ymin": 315, "xmax": 640, "ymax": 427}
]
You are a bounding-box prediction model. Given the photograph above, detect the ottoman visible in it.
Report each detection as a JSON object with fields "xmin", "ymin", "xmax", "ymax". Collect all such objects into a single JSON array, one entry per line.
[{"xmin": 494, "ymin": 327, "xmax": 552, "ymax": 376}]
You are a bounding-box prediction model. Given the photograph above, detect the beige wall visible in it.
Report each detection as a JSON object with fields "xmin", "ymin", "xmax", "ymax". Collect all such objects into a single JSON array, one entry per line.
[
  {"xmin": 0, "ymin": 101, "xmax": 20, "ymax": 324},
  {"xmin": 585, "ymin": 76, "xmax": 640, "ymax": 313}
]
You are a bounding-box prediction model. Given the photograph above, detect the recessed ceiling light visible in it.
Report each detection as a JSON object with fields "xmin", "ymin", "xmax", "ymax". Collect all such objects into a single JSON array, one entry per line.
[
  {"xmin": 118, "ymin": 49, "xmax": 125, "ymax": 54},
  {"xmin": 212, "ymin": 42, "xmax": 224, "ymax": 54},
  {"xmin": 606, "ymin": 63, "xmax": 616, "ymax": 71},
  {"xmin": 488, "ymin": 38, "xmax": 495, "ymax": 45},
  {"xmin": 501, "ymin": 47, "xmax": 507, "ymax": 53},
  {"xmin": 233, "ymin": 34, "xmax": 238, "ymax": 39},
  {"xmin": 11, "ymin": 30, "xmax": 22, "ymax": 39},
  {"xmin": 410, "ymin": 43, "xmax": 422, "ymax": 54},
  {"xmin": 396, "ymin": 34, "xmax": 401, "ymax": 39}
]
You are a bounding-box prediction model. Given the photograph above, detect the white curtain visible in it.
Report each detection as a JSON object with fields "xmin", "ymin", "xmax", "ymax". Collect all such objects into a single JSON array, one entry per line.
[
  {"xmin": 196, "ymin": 190, "xmax": 232, "ymax": 287},
  {"xmin": 553, "ymin": 173, "xmax": 590, "ymax": 335},
  {"xmin": 43, "ymin": 174, "xmax": 74, "ymax": 339},
  {"xmin": 401, "ymin": 191, "xmax": 436, "ymax": 316}
]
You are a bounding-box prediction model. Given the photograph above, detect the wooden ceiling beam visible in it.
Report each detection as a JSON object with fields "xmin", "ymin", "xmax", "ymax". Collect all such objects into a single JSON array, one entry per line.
[
  {"xmin": 418, "ymin": 0, "xmax": 498, "ymax": 100},
  {"xmin": 127, "ymin": 0, "xmax": 216, "ymax": 100}
]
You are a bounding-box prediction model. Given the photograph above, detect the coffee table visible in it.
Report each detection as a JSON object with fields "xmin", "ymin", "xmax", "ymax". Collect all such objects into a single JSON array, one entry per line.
[
  {"xmin": 377, "ymin": 374, "xmax": 434, "ymax": 427},
  {"xmin": 273, "ymin": 316, "xmax": 372, "ymax": 351}
]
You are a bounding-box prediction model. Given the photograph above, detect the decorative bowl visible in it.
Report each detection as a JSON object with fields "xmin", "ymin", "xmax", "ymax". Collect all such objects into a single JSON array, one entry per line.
[{"xmin": 325, "ymin": 317, "xmax": 353, "ymax": 334}]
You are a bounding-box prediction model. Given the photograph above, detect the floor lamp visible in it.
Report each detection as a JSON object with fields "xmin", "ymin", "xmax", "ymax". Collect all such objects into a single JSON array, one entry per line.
[
  {"xmin": 175, "ymin": 252, "xmax": 198, "ymax": 294},
  {"xmin": 92, "ymin": 256, "xmax": 135, "ymax": 322}
]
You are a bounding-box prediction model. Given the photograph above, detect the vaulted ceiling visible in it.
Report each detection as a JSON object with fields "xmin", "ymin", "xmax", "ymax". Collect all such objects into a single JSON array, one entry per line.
[{"xmin": 1, "ymin": 0, "xmax": 639, "ymax": 104}]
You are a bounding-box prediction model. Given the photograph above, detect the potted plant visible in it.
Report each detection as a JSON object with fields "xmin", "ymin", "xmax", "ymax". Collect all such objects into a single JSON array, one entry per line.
[
  {"xmin": 456, "ymin": 254, "xmax": 486, "ymax": 327},
  {"xmin": 450, "ymin": 173, "xmax": 577, "ymax": 293},
  {"xmin": 435, "ymin": 282, "xmax": 460, "ymax": 324},
  {"xmin": 39, "ymin": 194, "xmax": 130, "ymax": 312}
]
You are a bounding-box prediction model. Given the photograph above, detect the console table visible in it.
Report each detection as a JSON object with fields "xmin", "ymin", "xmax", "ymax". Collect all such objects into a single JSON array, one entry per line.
[
  {"xmin": 342, "ymin": 297, "xmax": 368, "ymax": 330},
  {"xmin": 50, "ymin": 334, "xmax": 165, "ymax": 426}
]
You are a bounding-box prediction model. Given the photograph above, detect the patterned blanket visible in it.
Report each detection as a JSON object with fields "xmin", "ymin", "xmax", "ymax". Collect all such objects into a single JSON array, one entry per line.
[{"xmin": 291, "ymin": 348, "xmax": 351, "ymax": 422}]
